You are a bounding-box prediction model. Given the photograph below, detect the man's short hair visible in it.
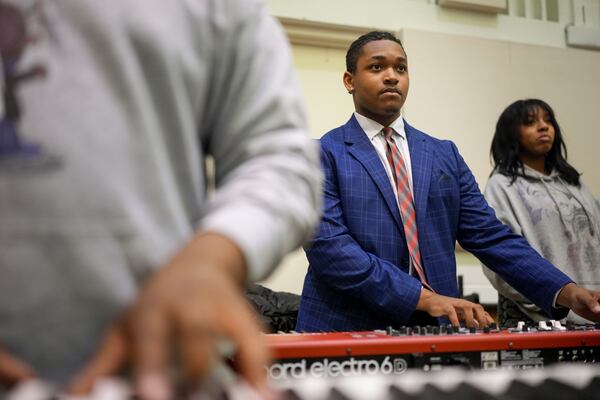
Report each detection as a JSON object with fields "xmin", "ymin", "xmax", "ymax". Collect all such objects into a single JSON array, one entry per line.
[{"xmin": 346, "ymin": 31, "xmax": 405, "ymax": 73}]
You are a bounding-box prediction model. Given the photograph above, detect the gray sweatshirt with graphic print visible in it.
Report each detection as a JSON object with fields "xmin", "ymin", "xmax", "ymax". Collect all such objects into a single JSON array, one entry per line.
[
  {"xmin": 483, "ymin": 165, "xmax": 600, "ymax": 323},
  {"xmin": 0, "ymin": 0, "xmax": 321, "ymax": 383}
]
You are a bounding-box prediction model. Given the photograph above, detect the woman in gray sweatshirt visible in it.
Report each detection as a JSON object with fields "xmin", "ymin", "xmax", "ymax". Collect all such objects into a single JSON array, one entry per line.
[{"xmin": 483, "ymin": 99, "xmax": 600, "ymax": 325}]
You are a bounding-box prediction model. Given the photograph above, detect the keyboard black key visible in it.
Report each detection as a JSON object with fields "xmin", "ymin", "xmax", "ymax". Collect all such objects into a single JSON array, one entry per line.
[
  {"xmin": 327, "ymin": 387, "xmax": 352, "ymax": 400},
  {"xmin": 388, "ymin": 383, "xmax": 420, "ymax": 400},
  {"xmin": 282, "ymin": 388, "xmax": 304, "ymax": 400},
  {"xmin": 536, "ymin": 378, "xmax": 578, "ymax": 400},
  {"xmin": 579, "ymin": 376, "xmax": 600, "ymax": 400},
  {"xmin": 448, "ymin": 382, "xmax": 499, "ymax": 400},
  {"xmin": 502, "ymin": 379, "xmax": 539, "ymax": 400}
]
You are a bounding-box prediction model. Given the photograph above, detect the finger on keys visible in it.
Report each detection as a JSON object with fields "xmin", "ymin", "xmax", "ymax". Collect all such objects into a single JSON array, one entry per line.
[
  {"xmin": 485, "ymin": 311, "xmax": 495, "ymax": 326},
  {"xmin": 584, "ymin": 293, "xmax": 600, "ymax": 315},
  {"xmin": 178, "ymin": 320, "xmax": 218, "ymax": 384},
  {"xmin": 65, "ymin": 321, "xmax": 129, "ymax": 395},
  {"xmin": 0, "ymin": 347, "xmax": 35, "ymax": 385},
  {"xmin": 223, "ymin": 311, "xmax": 272, "ymax": 400},
  {"xmin": 446, "ymin": 306, "xmax": 460, "ymax": 328},
  {"xmin": 462, "ymin": 306, "xmax": 475, "ymax": 328},
  {"xmin": 588, "ymin": 290, "xmax": 600, "ymax": 311},
  {"xmin": 473, "ymin": 305, "xmax": 490, "ymax": 328},
  {"xmin": 131, "ymin": 303, "xmax": 173, "ymax": 400}
]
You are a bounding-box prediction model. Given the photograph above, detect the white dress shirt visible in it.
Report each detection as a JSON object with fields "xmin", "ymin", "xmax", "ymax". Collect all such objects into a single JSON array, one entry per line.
[
  {"xmin": 354, "ymin": 112, "xmax": 414, "ymax": 202},
  {"xmin": 354, "ymin": 112, "xmax": 422, "ymax": 279}
]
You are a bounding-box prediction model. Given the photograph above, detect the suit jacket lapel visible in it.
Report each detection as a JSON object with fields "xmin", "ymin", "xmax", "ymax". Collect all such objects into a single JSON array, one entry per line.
[
  {"xmin": 344, "ymin": 116, "xmax": 403, "ymax": 231},
  {"xmin": 405, "ymin": 121, "xmax": 432, "ymax": 228}
]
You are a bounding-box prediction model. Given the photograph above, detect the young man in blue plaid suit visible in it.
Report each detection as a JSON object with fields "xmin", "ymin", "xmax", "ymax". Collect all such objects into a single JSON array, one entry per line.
[{"xmin": 296, "ymin": 31, "xmax": 600, "ymax": 332}]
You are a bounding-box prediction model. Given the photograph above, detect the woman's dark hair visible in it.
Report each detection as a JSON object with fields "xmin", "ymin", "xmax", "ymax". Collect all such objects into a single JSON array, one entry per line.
[{"xmin": 490, "ymin": 99, "xmax": 580, "ymax": 186}]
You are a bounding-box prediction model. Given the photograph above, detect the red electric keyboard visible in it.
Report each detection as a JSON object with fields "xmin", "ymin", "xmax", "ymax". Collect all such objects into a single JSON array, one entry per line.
[
  {"xmin": 266, "ymin": 323, "xmax": 600, "ymax": 400},
  {"xmin": 266, "ymin": 323, "xmax": 600, "ymax": 381},
  {"xmin": 6, "ymin": 324, "xmax": 600, "ymax": 399}
]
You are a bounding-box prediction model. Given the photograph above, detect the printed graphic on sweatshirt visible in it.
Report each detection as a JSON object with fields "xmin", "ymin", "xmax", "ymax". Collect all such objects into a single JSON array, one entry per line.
[
  {"xmin": 0, "ymin": 1, "xmax": 59, "ymax": 171},
  {"xmin": 518, "ymin": 178, "xmax": 600, "ymax": 275}
]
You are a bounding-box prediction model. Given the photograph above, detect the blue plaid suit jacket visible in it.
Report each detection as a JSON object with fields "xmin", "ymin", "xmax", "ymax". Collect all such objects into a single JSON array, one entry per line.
[{"xmin": 296, "ymin": 115, "xmax": 571, "ymax": 332}]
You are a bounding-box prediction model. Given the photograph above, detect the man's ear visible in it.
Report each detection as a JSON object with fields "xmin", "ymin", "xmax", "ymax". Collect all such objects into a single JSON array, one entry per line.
[{"xmin": 343, "ymin": 71, "xmax": 354, "ymax": 94}]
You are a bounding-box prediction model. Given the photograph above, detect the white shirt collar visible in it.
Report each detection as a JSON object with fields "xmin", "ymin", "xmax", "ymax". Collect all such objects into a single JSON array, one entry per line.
[{"xmin": 353, "ymin": 112, "xmax": 406, "ymax": 141}]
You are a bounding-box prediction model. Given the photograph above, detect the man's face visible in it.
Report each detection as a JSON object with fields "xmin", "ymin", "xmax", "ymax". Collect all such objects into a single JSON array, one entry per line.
[{"xmin": 344, "ymin": 40, "xmax": 409, "ymax": 126}]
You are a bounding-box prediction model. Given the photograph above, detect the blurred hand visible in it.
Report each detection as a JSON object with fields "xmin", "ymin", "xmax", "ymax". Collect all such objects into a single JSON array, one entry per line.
[
  {"xmin": 416, "ymin": 288, "xmax": 494, "ymax": 328},
  {"xmin": 557, "ymin": 283, "xmax": 600, "ymax": 322},
  {"xmin": 65, "ymin": 233, "xmax": 271, "ymax": 399},
  {"xmin": 128, "ymin": 232, "xmax": 270, "ymax": 400},
  {"xmin": 0, "ymin": 346, "xmax": 35, "ymax": 387}
]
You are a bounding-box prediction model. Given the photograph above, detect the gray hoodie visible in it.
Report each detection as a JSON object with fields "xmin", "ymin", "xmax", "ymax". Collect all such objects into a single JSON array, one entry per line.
[
  {"xmin": 483, "ymin": 165, "xmax": 600, "ymax": 323},
  {"xmin": 0, "ymin": 0, "xmax": 321, "ymax": 383}
]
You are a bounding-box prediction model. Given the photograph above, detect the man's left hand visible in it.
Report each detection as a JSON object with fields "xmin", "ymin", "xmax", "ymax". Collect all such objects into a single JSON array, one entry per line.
[{"xmin": 557, "ymin": 283, "xmax": 600, "ymax": 322}]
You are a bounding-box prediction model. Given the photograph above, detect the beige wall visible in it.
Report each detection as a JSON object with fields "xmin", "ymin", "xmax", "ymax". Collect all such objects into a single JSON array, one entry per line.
[
  {"xmin": 402, "ymin": 29, "xmax": 600, "ymax": 190},
  {"xmin": 292, "ymin": 45, "xmax": 353, "ymax": 138}
]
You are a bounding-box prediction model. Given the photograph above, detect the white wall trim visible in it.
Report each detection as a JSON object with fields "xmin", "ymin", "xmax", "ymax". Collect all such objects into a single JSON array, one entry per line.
[
  {"xmin": 278, "ymin": 17, "xmax": 372, "ymax": 49},
  {"xmin": 267, "ymin": 0, "xmax": 572, "ymax": 49}
]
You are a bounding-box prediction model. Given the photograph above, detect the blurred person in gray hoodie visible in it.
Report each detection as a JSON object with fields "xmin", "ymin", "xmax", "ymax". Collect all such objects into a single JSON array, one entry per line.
[
  {"xmin": 483, "ymin": 99, "xmax": 600, "ymax": 325},
  {"xmin": 0, "ymin": 0, "xmax": 321, "ymax": 398}
]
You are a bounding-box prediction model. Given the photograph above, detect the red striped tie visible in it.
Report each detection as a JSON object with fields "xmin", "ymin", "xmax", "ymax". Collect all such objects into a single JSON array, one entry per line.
[{"xmin": 383, "ymin": 127, "xmax": 433, "ymax": 291}]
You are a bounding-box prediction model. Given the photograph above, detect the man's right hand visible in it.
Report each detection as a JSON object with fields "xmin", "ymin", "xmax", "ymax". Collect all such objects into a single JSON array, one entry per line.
[
  {"xmin": 416, "ymin": 288, "xmax": 494, "ymax": 327},
  {"xmin": 0, "ymin": 346, "xmax": 35, "ymax": 386},
  {"xmin": 64, "ymin": 232, "xmax": 272, "ymax": 400},
  {"xmin": 127, "ymin": 232, "xmax": 271, "ymax": 400}
]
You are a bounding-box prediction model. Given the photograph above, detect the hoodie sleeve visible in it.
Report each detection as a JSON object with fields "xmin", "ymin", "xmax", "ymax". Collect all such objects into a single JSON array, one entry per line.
[
  {"xmin": 481, "ymin": 174, "xmax": 547, "ymax": 317},
  {"xmin": 197, "ymin": 0, "xmax": 322, "ymax": 282}
]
